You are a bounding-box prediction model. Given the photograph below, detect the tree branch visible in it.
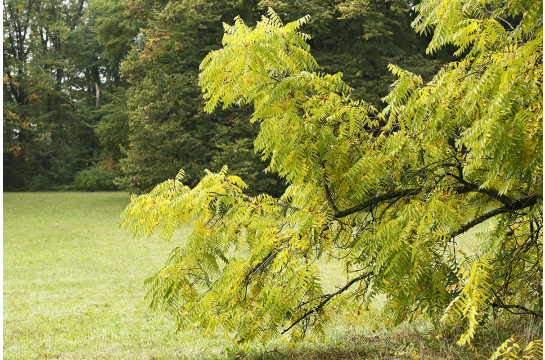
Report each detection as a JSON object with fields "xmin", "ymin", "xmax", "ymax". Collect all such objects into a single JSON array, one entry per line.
[
  {"xmin": 207, "ymin": 191, "xmax": 301, "ymax": 212},
  {"xmin": 334, "ymin": 188, "xmax": 422, "ymax": 219},
  {"xmin": 69, "ymin": 0, "xmax": 85, "ymax": 31},
  {"xmin": 281, "ymin": 272, "xmax": 372, "ymax": 334},
  {"xmin": 450, "ymin": 193, "xmax": 539, "ymax": 238},
  {"xmin": 332, "ymin": 154, "xmax": 536, "ymax": 221},
  {"xmin": 491, "ymin": 303, "xmax": 542, "ymax": 318},
  {"xmin": 483, "ymin": 8, "xmax": 515, "ymax": 30},
  {"xmin": 321, "ymin": 161, "xmax": 340, "ymax": 216},
  {"xmin": 447, "ymin": 170, "xmax": 514, "ymax": 207}
]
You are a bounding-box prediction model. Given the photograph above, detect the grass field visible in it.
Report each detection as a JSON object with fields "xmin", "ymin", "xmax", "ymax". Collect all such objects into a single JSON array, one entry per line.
[
  {"xmin": 4, "ymin": 192, "xmax": 541, "ymax": 359},
  {"xmin": 4, "ymin": 192, "xmax": 234, "ymax": 359}
]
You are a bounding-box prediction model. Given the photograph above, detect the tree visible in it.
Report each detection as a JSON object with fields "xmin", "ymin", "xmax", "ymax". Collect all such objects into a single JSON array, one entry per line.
[
  {"xmin": 94, "ymin": 86, "xmax": 131, "ymax": 165},
  {"xmin": 259, "ymin": 0, "xmax": 439, "ymax": 105},
  {"xmin": 3, "ymin": 0, "xmax": 126, "ymax": 190},
  {"xmin": 122, "ymin": 0, "xmax": 542, "ymax": 351},
  {"xmin": 3, "ymin": 0, "xmax": 90, "ymax": 190},
  {"xmin": 89, "ymin": 0, "xmax": 143, "ymax": 83},
  {"xmin": 117, "ymin": 0, "xmax": 287, "ymax": 195},
  {"xmin": 117, "ymin": 0, "xmax": 436, "ymax": 195}
]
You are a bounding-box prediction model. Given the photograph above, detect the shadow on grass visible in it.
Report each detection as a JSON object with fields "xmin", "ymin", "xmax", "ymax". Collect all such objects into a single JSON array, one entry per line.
[{"xmin": 154, "ymin": 315, "xmax": 542, "ymax": 360}]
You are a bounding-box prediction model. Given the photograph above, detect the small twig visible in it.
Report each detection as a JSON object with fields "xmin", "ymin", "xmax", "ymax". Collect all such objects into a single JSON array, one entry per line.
[
  {"xmin": 483, "ymin": 8, "xmax": 515, "ymax": 30},
  {"xmin": 320, "ymin": 160, "xmax": 340, "ymax": 216}
]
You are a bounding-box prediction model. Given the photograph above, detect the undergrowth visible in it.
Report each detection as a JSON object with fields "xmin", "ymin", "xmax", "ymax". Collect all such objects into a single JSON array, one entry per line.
[{"xmin": 210, "ymin": 316, "xmax": 542, "ymax": 360}]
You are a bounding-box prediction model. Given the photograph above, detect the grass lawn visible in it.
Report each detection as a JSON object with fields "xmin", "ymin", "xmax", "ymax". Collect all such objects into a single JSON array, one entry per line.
[
  {"xmin": 3, "ymin": 192, "xmax": 355, "ymax": 359},
  {"xmin": 3, "ymin": 192, "xmax": 231, "ymax": 359},
  {"xmin": 4, "ymin": 192, "xmax": 540, "ymax": 359}
]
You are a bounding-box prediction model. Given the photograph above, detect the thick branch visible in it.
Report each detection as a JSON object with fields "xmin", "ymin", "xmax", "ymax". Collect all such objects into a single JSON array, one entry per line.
[
  {"xmin": 21, "ymin": 0, "xmax": 33, "ymax": 44},
  {"xmin": 6, "ymin": 9, "xmax": 20, "ymax": 65},
  {"xmin": 451, "ymin": 194, "xmax": 539, "ymax": 238},
  {"xmin": 70, "ymin": 0, "xmax": 85, "ymax": 30},
  {"xmin": 281, "ymin": 272, "xmax": 372, "ymax": 334},
  {"xmin": 334, "ymin": 188, "xmax": 422, "ymax": 219},
  {"xmin": 95, "ymin": 81, "xmax": 101, "ymax": 108},
  {"xmin": 447, "ymin": 171, "xmax": 514, "ymax": 207},
  {"xmin": 334, "ymin": 170, "xmax": 537, "ymax": 221}
]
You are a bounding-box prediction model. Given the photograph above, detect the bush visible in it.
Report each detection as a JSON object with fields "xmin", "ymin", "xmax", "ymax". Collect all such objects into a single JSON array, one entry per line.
[{"xmin": 74, "ymin": 167, "xmax": 117, "ymax": 191}]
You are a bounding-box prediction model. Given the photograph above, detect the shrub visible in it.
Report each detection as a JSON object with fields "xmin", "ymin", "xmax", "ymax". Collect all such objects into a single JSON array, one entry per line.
[{"xmin": 74, "ymin": 167, "xmax": 117, "ymax": 191}]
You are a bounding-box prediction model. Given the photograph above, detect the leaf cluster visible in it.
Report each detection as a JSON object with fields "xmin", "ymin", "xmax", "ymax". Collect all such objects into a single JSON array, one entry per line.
[{"xmin": 122, "ymin": 0, "xmax": 542, "ymax": 349}]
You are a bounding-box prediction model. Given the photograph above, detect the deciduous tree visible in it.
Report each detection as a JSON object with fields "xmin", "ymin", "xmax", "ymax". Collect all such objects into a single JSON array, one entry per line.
[
  {"xmin": 3, "ymin": 0, "xmax": 129, "ymax": 190},
  {"xmin": 117, "ymin": 0, "xmax": 437, "ymax": 195},
  {"xmin": 118, "ymin": 0, "xmax": 287, "ymax": 194},
  {"xmin": 123, "ymin": 0, "xmax": 542, "ymax": 351}
]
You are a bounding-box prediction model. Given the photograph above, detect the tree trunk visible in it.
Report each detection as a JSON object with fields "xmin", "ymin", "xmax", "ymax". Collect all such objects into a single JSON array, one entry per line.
[{"xmin": 95, "ymin": 81, "xmax": 101, "ymax": 108}]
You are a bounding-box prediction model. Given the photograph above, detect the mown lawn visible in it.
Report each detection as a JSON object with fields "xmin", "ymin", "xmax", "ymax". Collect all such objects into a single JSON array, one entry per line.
[
  {"xmin": 3, "ymin": 192, "xmax": 233, "ymax": 359},
  {"xmin": 4, "ymin": 192, "xmax": 540, "ymax": 360}
]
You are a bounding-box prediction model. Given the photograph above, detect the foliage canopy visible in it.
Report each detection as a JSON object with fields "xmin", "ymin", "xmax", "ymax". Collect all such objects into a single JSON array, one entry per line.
[
  {"xmin": 2, "ymin": 0, "xmax": 134, "ymax": 190},
  {"xmin": 122, "ymin": 0, "xmax": 542, "ymax": 351},
  {"xmin": 116, "ymin": 0, "xmax": 287, "ymax": 195},
  {"xmin": 3, "ymin": 0, "xmax": 436, "ymax": 193},
  {"xmin": 116, "ymin": 0, "xmax": 437, "ymax": 195}
]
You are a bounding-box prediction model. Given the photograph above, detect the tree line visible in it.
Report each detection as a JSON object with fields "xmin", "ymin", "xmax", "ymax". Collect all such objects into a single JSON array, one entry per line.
[{"xmin": 4, "ymin": 0, "xmax": 443, "ymax": 194}]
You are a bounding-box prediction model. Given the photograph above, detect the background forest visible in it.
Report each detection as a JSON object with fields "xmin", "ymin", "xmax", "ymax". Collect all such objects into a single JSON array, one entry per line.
[{"xmin": 4, "ymin": 0, "xmax": 444, "ymax": 194}]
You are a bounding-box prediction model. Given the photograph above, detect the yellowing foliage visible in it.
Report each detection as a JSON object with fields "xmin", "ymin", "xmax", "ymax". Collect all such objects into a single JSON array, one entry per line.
[{"xmin": 122, "ymin": 0, "xmax": 542, "ymax": 348}]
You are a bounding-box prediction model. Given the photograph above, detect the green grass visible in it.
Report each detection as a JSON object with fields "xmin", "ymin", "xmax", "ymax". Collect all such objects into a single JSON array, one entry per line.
[
  {"xmin": 4, "ymin": 192, "xmax": 541, "ymax": 360},
  {"xmin": 2, "ymin": 192, "xmax": 356, "ymax": 359},
  {"xmin": 3, "ymin": 192, "xmax": 231, "ymax": 359}
]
